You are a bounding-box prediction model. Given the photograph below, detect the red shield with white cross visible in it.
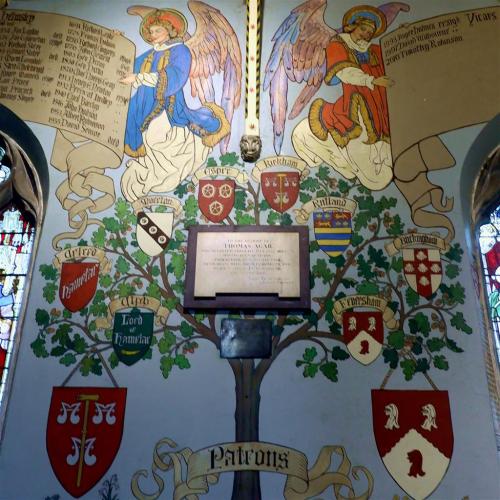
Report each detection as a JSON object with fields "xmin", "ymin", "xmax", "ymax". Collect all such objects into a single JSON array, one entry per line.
[
  {"xmin": 343, "ymin": 311, "xmax": 383, "ymax": 365},
  {"xmin": 198, "ymin": 179, "xmax": 235, "ymax": 223},
  {"xmin": 371, "ymin": 389, "xmax": 453, "ymax": 500},
  {"xmin": 261, "ymin": 171, "xmax": 300, "ymax": 213},
  {"xmin": 402, "ymin": 248, "xmax": 442, "ymax": 297},
  {"xmin": 46, "ymin": 387, "xmax": 127, "ymax": 498},
  {"xmin": 59, "ymin": 262, "xmax": 100, "ymax": 312}
]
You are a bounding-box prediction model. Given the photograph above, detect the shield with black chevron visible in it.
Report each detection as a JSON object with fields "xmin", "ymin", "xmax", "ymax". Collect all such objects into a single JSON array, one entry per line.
[{"xmin": 136, "ymin": 211, "xmax": 173, "ymax": 256}]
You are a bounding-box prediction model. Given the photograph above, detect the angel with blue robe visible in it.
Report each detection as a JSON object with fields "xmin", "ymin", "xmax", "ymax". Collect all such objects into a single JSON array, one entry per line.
[{"xmin": 120, "ymin": 2, "xmax": 241, "ymax": 202}]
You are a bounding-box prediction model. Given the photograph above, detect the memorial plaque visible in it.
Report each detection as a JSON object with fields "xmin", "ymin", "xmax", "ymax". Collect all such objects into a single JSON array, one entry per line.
[
  {"xmin": 184, "ymin": 226, "xmax": 310, "ymax": 310},
  {"xmin": 220, "ymin": 319, "xmax": 272, "ymax": 359}
]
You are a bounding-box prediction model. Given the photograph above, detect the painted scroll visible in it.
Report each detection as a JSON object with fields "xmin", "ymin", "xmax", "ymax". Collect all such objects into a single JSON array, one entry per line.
[
  {"xmin": 0, "ymin": 9, "xmax": 135, "ymax": 248},
  {"xmin": 381, "ymin": 6, "xmax": 499, "ymax": 243}
]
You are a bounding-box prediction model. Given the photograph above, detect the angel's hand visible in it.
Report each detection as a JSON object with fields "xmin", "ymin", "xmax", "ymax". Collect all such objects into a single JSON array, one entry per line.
[
  {"xmin": 120, "ymin": 74, "xmax": 136, "ymax": 85},
  {"xmin": 373, "ymin": 76, "xmax": 394, "ymax": 88}
]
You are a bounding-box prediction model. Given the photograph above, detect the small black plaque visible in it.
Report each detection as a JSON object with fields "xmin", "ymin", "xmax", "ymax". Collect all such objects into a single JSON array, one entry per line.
[{"xmin": 220, "ymin": 319, "xmax": 272, "ymax": 359}]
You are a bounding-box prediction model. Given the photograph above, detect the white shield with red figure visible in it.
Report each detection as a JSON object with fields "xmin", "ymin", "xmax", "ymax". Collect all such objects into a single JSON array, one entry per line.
[
  {"xmin": 261, "ymin": 171, "xmax": 299, "ymax": 213},
  {"xmin": 371, "ymin": 389, "xmax": 453, "ymax": 500},
  {"xmin": 46, "ymin": 387, "xmax": 127, "ymax": 498},
  {"xmin": 343, "ymin": 311, "xmax": 383, "ymax": 365},
  {"xmin": 402, "ymin": 248, "xmax": 442, "ymax": 297},
  {"xmin": 137, "ymin": 211, "xmax": 174, "ymax": 256},
  {"xmin": 198, "ymin": 179, "xmax": 235, "ymax": 223},
  {"xmin": 59, "ymin": 262, "xmax": 100, "ymax": 312}
]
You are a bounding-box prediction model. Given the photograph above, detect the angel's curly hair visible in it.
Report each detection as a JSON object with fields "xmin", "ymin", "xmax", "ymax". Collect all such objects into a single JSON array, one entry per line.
[{"xmin": 343, "ymin": 17, "xmax": 376, "ymax": 34}]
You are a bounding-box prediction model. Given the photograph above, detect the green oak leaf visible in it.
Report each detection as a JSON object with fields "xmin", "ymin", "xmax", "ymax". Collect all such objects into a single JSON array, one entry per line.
[
  {"xmin": 173, "ymin": 182, "xmax": 191, "ymax": 198},
  {"xmin": 433, "ymin": 355, "xmax": 449, "ymax": 370},
  {"xmin": 160, "ymin": 355, "xmax": 175, "ymax": 378},
  {"xmin": 299, "ymin": 192, "xmax": 312, "ymax": 204},
  {"xmin": 446, "ymin": 338, "xmax": 464, "ymax": 352},
  {"xmin": 99, "ymin": 274, "xmax": 113, "ymax": 288},
  {"xmin": 357, "ymin": 254, "xmax": 375, "ymax": 280},
  {"xmin": 117, "ymin": 282, "xmax": 134, "ymax": 298},
  {"xmin": 445, "ymin": 263, "xmax": 460, "ymax": 279},
  {"xmin": 102, "ymin": 217, "xmax": 121, "ymax": 233},
  {"xmin": 170, "ymin": 253, "xmax": 186, "ymax": 280},
  {"xmin": 267, "ymin": 211, "xmax": 280, "ymax": 225},
  {"xmin": 146, "ymin": 281, "xmax": 161, "ymax": 299},
  {"xmin": 427, "ymin": 337, "xmax": 445, "ymax": 352},
  {"xmin": 220, "ymin": 152, "xmax": 239, "ymax": 166},
  {"xmin": 31, "ymin": 337, "xmax": 49, "ymax": 358},
  {"xmin": 331, "ymin": 346, "xmax": 350, "ymax": 360},
  {"xmin": 351, "ymin": 233, "xmax": 364, "ymax": 247},
  {"xmin": 415, "ymin": 358, "xmax": 430, "ymax": 373},
  {"xmin": 312, "ymin": 259, "xmax": 333, "ymax": 284},
  {"xmin": 317, "ymin": 166, "xmax": 330, "ymax": 181},
  {"xmin": 115, "ymin": 256, "xmax": 130, "ymax": 274},
  {"xmin": 382, "ymin": 348, "xmax": 399, "ymax": 369},
  {"xmin": 109, "ymin": 351, "xmax": 119, "ymax": 369},
  {"xmin": 368, "ymin": 246, "xmax": 389, "ymax": 269},
  {"xmin": 400, "ymin": 359, "xmax": 416, "ymax": 380},
  {"xmin": 391, "ymin": 257, "xmax": 403, "ymax": 273},
  {"xmin": 356, "ymin": 281, "xmax": 379, "ymax": 295},
  {"xmin": 303, "ymin": 363, "xmax": 318, "ymax": 378},
  {"xmin": 40, "ymin": 264, "xmax": 58, "ymax": 281},
  {"xmin": 180, "ymin": 321, "xmax": 194, "ymax": 338},
  {"xmin": 388, "ymin": 330, "xmax": 405, "ymax": 349},
  {"xmin": 131, "ymin": 249, "xmax": 150, "ymax": 267},
  {"xmin": 450, "ymin": 312, "xmax": 473, "ymax": 334},
  {"xmin": 115, "ymin": 198, "xmax": 132, "ymax": 221},
  {"xmin": 405, "ymin": 287, "xmax": 420, "ymax": 307},
  {"xmin": 72, "ymin": 335, "xmax": 87, "ymax": 354},
  {"xmin": 91, "ymin": 226, "xmax": 106, "ymax": 248},
  {"xmin": 300, "ymin": 178, "xmax": 321, "ymax": 192},
  {"xmin": 35, "ymin": 309, "xmax": 50, "ymax": 327},
  {"xmin": 387, "ymin": 214, "xmax": 404, "ymax": 236},
  {"xmin": 43, "ymin": 282, "xmax": 57, "ymax": 304},
  {"xmin": 60, "ymin": 353, "xmax": 77, "ymax": 366},
  {"xmin": 284, "ymin": 316, "xmax": 303, "ymax": 325},
  {"xmin": 174, "ymin": 354, "xmax": 191, "ymax": 369},
  {"xmin": 319, "ymin": 362, "xmax": 338, "ymax": 382},
  {"xmin": 329, "ymin": 255, "xmax": 345, "ymax": 268},
  {"xmin": 234, "ymin": 190, "xmax": 247, "ymax": 210},
  {"xmin": 280, "ymin": 213, "xmax": 293, "ymax": 226},
  {"xmin": 206, "ymin": 157, "xmax": 217, "ymax": 167},
  {"xmin": 337, "ymin": 179, "xmax": 350, "ymax": 193},
  {"xmin": 445, "ymin": 243, "xmax": 463, "ymax": 263},
  {"xmin": 409, "ymin": 312, "xmax": 431, "ymax": 336},
  {"xmin": 303, "ymin": 346, "xmax": 318, "ymax": 363},
  {"xmin": 235, "ymin": 211, "xmax": 255, "ymax": 225},
  {"xmin": 184, "ymin": 195, "xmax": 198, "ymax": 219}
]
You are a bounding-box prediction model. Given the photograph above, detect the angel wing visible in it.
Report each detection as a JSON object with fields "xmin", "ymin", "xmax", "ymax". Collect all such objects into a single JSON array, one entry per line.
[
  {"xmin": 264, "ymin": 0, "xmax": 410, "ymax": 155},
  {"xmin": 186, "ymin": 0, "xmax": 242, "ymax": 154}
]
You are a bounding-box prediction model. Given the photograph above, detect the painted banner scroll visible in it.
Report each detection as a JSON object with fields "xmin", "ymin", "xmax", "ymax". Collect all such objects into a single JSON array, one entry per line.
[
  {"xmin": 381, "ymin": 6, "xmax": 499, "ymax": 243},
  {"xmin": 0, "ymin": 10, "xmax": 135, "ymax": 248}
]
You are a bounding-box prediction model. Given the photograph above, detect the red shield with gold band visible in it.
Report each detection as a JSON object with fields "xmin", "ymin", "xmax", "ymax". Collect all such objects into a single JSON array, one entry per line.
[
  {"xmin": 402, "ymin": 248, "xmax": 442, "ymax": 297},
  {"xmin": 261, "ymin": 171, "xmax": 299, "ymax": 213},
  {"xmin": 343, "ymin": 311, "xmax": 383, "ymax": 365},
  {"xmin": 46, "ymin": 387, "xmax": 127, "ymax": 498},
  {"xmin": 371, "ymin": 389, "xmax": 453, "ymax": 500},
  {"xmin": 198, "ymin": 179, "xmax": 235, "ymax": 223},
  {"xmin": 59, "ymin": 262, "xmax": 100, "ymax": 312}
]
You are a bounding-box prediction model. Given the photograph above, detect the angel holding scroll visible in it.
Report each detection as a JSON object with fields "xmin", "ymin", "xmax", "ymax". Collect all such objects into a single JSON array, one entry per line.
[
  {"xmin": 119, "ymin": 2, "xmax": 241, "ymax": 202},
  {"xmin": 264, "ymin": 1, "xmax": 409, "ymax": 191}
]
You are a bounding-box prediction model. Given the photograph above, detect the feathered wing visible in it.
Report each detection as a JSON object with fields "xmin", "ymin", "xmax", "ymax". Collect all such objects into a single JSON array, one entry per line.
[
  {"xmin": 263, "ymin": 0, "xmax": 336, "ymax": 155},
  {"xmin": 378, "ymin": 2, "xmax": 410, "ymax": 27},
  {"xmin": 186, "ymin": 0, "xmax": 242, "ymax": 154}
]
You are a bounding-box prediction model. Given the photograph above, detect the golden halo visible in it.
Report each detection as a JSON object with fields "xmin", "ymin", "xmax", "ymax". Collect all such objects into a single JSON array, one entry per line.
[
  {"xmin": 342, "ymin": 5, "xmax": 387, "ymax": 38},
  {"xmin": 140, "ymin": 8, "xmax": 188, "ymax": 42}
]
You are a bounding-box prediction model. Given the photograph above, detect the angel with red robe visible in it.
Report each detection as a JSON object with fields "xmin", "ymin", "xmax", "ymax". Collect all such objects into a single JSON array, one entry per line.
[
  {"xmin": 120, "ymin": 2, "xmax": 241, "ymax": 202},
  {"xmin": 264, "ymin": 1, "xmax": 409, "ymax": 191}
]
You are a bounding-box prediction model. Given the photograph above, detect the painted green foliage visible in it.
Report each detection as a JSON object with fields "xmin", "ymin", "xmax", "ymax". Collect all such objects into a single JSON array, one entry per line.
[{"xmin": 32, "ymin": 153, "xmax": 472, "ymax": 385}]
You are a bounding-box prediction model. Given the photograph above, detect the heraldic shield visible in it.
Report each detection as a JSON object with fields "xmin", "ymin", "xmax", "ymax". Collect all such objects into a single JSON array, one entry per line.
[
  {"xmin": 198, "ymin": 179, "xmax": 235, "ymax": 223},
  {"xmin": 343, "ymin": 311, "xmax": 383, "ymax": 365},
  {"xmin": 59, "ymin": 262, "xmax": 100, "ymax": 312},
  {"xmin": 112, "ymin": 308, "xmax": 154, "ymax": 366},
  {"xmin": 46, "ymin": 386, "xmax": 127, "ymax": 498},
  {"xmin": 371, "ymin": 389, "xmax": 453, "ymax": 500},
  {"xmin": 314, "ymin": 210, "xmax": 352, "ymax": 257},
  {"xmin": 137, "ymin": 210, "xmax": 173, "ymax": 256},
  {"xmin": 402, "ymin": 248, "xmax": 442, "ymax": 298},
  {"xmin": 261, "ymin": 171, "xmax": 299, "ymax": 213}
]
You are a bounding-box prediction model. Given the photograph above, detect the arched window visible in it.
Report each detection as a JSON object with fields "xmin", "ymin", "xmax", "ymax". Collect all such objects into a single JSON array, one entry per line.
[
  {"xmin": 0, "ymin": 104, "xmax": 48, "ymax": 437},
  {"xmin": 479, "ymin": 199, "xmax": 500, "ymax": 364}
]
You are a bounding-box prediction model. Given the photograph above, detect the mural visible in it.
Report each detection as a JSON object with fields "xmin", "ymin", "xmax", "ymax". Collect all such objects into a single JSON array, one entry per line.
[{"xmin": 0, "ymin": 0, "xmax": 498, "ymax": 499}]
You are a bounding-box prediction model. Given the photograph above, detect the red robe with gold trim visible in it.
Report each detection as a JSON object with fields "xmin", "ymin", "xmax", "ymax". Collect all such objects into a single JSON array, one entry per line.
[{"xmin": 309, "ymin": 36, "xmax": 390, "ymax": 148}]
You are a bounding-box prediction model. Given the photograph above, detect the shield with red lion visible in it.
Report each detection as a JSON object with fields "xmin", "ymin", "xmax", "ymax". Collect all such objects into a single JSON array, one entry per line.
[
  {"xmin": 402, "ymin": 248, "xmax": 442, "ymax": 298},
  {"xmin": 343, "ymin": 311, "xmax": 383, "ymax": 365},
  {"xmin": 198, "ymin": 179, "xmax": 235, "ymax": 223},
  {"xmin": 261, "ymin": 171, "xmax": 299, "ymax": 213},
  {"xmin": 371, "ymin": 389, "xmax": 453, "ymax": 500},
  {"xmin": 59, "ymin": 262, "xmax": 100, "ymax": 312},
  {"xmin": 46, "ymin": 386, "xmax": 127, "ymax": 498}
]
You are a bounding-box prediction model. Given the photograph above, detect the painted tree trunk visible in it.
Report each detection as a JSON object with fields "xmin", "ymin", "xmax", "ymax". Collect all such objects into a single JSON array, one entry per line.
[{"xmin": 231, "ymin": 359, "xmax": 262, "ymax": 500}]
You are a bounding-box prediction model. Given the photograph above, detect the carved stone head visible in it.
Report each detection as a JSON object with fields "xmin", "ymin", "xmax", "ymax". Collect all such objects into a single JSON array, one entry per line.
[{"xmin": 239, "ymin": 134, "xmax": 262, "ymax": 163}]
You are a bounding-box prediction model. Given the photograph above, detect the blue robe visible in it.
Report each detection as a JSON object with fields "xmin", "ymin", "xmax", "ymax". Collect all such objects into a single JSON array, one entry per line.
[{"xmin": 124, "ymin": 43, "xmax": 225, "ymax": 158}]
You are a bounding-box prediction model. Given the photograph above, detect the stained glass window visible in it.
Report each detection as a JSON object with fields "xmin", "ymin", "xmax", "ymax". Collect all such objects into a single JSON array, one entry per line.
[
  {"xmin": 0, "ymin": 143, "xmax": 35, "ymax": 408},
  {"xmin": 479, "ymin": 203, "xmax": 500, "ymax": 363}
]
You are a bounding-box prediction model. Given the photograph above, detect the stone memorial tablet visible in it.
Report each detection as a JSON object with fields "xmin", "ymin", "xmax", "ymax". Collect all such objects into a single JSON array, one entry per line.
[{"xmin": 184, "ymin": 226, "xmax": 310, "ymax": 310}]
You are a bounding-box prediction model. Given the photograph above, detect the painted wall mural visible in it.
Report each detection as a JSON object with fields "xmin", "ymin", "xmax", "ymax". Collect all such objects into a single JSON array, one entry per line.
[{"xmin": 0, "ymin": 1, "xmax": 498, "ymax": 499}]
